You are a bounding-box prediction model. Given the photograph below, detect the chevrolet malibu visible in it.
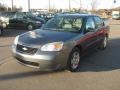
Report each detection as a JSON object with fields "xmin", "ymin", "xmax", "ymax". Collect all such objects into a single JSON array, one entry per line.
[{"xmin": 12, "ymin": 14, "xmax": 109, "ymax": 72}]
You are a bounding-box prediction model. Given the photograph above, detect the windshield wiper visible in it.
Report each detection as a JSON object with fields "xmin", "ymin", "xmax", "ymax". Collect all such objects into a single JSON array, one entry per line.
[
  {"xmin": 43, "ymin": 28, "xmax": 79, "ymax": 33},
  {"xmin": 43, "ymin": 28, "xmax": 63, "ymax": 31}
]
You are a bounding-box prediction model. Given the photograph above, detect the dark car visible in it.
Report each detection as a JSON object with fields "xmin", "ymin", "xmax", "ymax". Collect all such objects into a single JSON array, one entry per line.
[
  {"xmin": 23, "ymin": 12, "xmax": 46, "ymax": 24},
  {"xmin": 9, "ymin": 12, "xmax": 44, "ymax": 30},
  {"xmin": 37, "ymin": 13, "xmax": 55, "ymax": 22},
  {"xmin": 12, "ymin": 14, "xmax": 109, "ymax": 72}
]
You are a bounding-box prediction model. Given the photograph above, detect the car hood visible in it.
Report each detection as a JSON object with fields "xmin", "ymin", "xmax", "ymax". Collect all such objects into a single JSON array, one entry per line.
[{"xmin": 18, "ymin": 29, "xmax": 79, "ymax": 47}]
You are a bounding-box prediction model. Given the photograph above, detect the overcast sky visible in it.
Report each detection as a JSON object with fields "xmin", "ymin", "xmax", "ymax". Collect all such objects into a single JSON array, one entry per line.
[{"xmin": 0, "ymin": 0, "xmax": 120, "ymax": 11}]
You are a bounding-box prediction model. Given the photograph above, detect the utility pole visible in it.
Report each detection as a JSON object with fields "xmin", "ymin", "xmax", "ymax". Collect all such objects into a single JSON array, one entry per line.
[
  {"xmin": 79, "ymin": 0, "xmax": 82, "ymax": 11},
  {"xmin": 49, "ymin": 0, "xmax": 51, "ymax": 12},
  {"xmin": 28, "ymin": 0, "xmax": 30, "ymax": 12},
  {"xmin": 11, "ymin": 0, "xmax": 13, "ymax": 11},
  {"xmin": 69, "ymin": 0, "xmax": 71, "ymax": 11}
]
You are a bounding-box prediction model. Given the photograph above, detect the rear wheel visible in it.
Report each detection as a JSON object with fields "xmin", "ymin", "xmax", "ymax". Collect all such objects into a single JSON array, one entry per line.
[
  {"xmin": 99, "ymin": 36, "xmax": 108, "ymax": 50},
  {"xmin": 67, "ymin": 48, "xmax": 81, "ymax": 72},
  {"xmin": 27, "ymin": 24, "xmax": 34, "ymax": 30},
  {"xmin": 2, "ymin": 23, "xmax": 7, "ymax": 28}
]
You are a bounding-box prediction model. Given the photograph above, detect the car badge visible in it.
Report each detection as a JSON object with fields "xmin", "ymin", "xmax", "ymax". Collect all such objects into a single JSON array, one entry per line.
[{"xmin": 22, "ymin": 47, "xmax": 28, "ymax": 51}]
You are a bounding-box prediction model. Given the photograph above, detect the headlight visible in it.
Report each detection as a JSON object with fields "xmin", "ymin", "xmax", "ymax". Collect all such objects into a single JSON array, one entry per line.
[
  {"xmin": 41, "ymin": 42, "xmax": 64, "ymax": 51},
  {"xmin": 14, "ymin": 35, "xmax": 19, "ymax": 45}
]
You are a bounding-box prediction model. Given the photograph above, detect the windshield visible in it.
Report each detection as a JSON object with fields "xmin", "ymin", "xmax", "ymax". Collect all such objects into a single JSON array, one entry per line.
[{"xmin": 42, "ymin": 15, "xmax": 83, "ymax": 32}]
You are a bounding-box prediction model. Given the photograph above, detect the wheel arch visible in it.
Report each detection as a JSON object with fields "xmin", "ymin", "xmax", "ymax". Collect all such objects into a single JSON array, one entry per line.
[
  {"xmin": 67, "ymin": 44, "xmax": 82, "ymax": 72},
  {"xmin": 105, "ymin": 33, "xmax": 109, "ymax": 38},
  {"xmin": 72, "ymin": 44, "xmax": 83, "ymax": 53}
]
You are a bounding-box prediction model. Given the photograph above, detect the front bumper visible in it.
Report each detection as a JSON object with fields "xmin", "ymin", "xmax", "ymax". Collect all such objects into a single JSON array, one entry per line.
[{"xmin": 12, "ymin": 44, "xmax": 68, "ymax": 70}]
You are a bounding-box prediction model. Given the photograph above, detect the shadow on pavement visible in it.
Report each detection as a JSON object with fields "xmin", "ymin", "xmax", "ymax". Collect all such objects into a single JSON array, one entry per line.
[
  {"xmin": 0, "ymin": 38, "xmax": 120, "ymax": 81},
  {"xmin": 0, "ymin": 70, "xmax": 64, "ymax": 81},
  {"xmin": 79, "ymin": 38, "xmax": 120, "ymax": 72},
  {"xmin": 2, "ymin": 29, "xmax": 27, "ymax": 37}
]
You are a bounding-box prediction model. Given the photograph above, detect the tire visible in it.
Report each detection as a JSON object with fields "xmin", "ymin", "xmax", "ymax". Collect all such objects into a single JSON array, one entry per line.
[
  {"xmin": 67, "ymin": 47, "xmax": 81, "ymax": 72},
  {"xmin": 99, "ymin": 36, "xmax": 108, "ymax": 50},
  {"xmin": 27, "ymin": 24, "xmax": 34, "ymax": 30},
  {"xmin": 2, "ymin": 23, "xmax": 7, "ymax": 28}
]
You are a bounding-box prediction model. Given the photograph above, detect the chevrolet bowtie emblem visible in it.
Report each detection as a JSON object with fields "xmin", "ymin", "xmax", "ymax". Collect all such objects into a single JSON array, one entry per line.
[{"xmin": 22, "ymin": 47, "xmax": 28, "ymax": 51}]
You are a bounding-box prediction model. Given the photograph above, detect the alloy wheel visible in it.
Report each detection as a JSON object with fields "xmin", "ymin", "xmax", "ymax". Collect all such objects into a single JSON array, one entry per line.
[{"xmin": 70, "ymin": 50, "xmax": 80, "ymax": 71}]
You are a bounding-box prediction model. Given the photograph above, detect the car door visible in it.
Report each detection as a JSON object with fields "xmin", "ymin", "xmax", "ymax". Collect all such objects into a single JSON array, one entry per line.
[
  {"xmin": 15, "ymin": 12, "xmax": 27, "ymax": 28},
  {"xmin": 80, "ymin": 17, "xmax": 98, "ymax": 51},
  {"xmin": 94, "ymin": 16, "xmax": 105, "ymax": 42}
]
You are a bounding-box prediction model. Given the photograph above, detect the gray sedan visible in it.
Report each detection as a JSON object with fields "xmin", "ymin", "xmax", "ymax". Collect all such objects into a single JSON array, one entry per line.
[{"xmin": 12, "ymin": 14, "xmax": 109, "ymax": 72}]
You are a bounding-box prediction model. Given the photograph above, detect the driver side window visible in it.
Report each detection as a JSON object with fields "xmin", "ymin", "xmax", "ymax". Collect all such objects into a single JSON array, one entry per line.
[
  {"xmin": 15, "ymin": 12, "xmax": 24, "ymax": 19},
  {"xmin": 86, "ymin": 17, "xmax": 95, "ymax": 32}
]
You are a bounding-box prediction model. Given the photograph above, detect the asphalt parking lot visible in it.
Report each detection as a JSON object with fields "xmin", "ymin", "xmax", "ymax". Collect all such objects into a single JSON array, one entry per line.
[{"xmin": 0, "ymin": 19, "xmax": 120, "ymax": 90}]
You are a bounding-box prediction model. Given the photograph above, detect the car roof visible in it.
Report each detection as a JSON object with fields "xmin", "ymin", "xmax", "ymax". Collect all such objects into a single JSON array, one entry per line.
[{"xmin": 56, "ymin": 13, "xmax": 96, "ymax": 18}]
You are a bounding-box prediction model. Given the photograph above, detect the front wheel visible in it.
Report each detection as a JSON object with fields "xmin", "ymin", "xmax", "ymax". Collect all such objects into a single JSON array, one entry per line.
[
  {"xmin": 2, "ymin": 23, "xmax": 7, "ymax": 28},
  {"xmin": 67, "ymin": 48, "xmax": 81, "ymax": 72},
  {"xmin": 27, "ymin": 24, "xmax": 34, "ymax": 30},
  {"xmin": 99, "ymin": 36, "xmax": 108, "ymax": 50}
]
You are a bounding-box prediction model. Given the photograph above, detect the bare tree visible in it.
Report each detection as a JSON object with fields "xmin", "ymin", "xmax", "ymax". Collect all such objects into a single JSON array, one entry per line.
[
  {"xmin": 91, "ymin": 0, "xmax": 98, "ymax": 11},
  {"xmin": 0, "ymin": 3, "xmax": 7, "ymax": 11}
]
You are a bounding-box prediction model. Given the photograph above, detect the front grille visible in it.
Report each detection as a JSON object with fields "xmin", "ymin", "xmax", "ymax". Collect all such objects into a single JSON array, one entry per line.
[
  {"xmin": 17, "ymin": 44, "xmax": 38, "ymax": 55},
  {"xmin": 17, "ymin": 58, "xmax": 39, "ymax": 67}
]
